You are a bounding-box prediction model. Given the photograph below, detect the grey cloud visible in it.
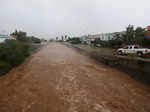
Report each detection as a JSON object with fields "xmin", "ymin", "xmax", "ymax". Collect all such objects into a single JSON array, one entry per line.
[{"xmin": 0, "ymin": 0, "xmax": 150, "ymax": 38}]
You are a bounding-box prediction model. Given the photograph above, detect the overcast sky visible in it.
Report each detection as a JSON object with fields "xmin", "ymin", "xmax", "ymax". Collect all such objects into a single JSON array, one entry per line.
[{"xmin": 0, "ymin": 0, "xmax": 150, "ymax": 38}]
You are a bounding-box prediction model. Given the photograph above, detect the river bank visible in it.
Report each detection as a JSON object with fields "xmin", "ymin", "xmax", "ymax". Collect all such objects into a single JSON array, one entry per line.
[
  {"xmin": 0, "ymin": 43, "xmax": 44, "ymax": 77},
  {"xmin": 63, "ymin": 42, "xmax": 150, "ymax": 86}
]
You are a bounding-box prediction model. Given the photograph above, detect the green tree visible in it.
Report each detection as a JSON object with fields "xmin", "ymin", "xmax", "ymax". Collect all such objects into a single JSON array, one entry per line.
[
  {"xmin": 68, "ymin": 37, "xmax": 81, "ymax": 44},
  {"xmin": 134, "ymin": 27, "xmax": 146, "ymax": 46},
  {"xmin": 122, "ymin": 25, "xmax": 135, "ymax": 44},
  {"xmin": 56, "ymin": 37, "xmax": 59, "ymax": 41},
  {"xmin": 61, "ymin": 36, "xmax": 64, "ymax": 41},
  {"xmin": 11, "ymin": 30, "xmax": 29, "ymax": 42},
  {"xmin": 65, "ymin": 35, "xmax": 67, "ymax": 40}
]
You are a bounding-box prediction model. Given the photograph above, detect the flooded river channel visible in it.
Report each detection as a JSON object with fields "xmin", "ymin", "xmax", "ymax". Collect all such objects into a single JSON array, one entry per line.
[{"xmin": 0, "ymin": 43, "xmax": 150, "ymax": 112}]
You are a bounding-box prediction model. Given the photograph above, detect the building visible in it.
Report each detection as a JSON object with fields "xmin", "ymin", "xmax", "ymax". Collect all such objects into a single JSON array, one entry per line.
[
  {"xmin": 87, "ymin": 34, "xmax": 98, "ymax": 44},
  {"xmin": 0, "ymin": 34, "xmax": 16, "ymax": 43},
  {"xmin": 86, "ymin": 31, "xmax": 126, "ymax": 45},
  {"xmin": 99, "ymin": 33, "xmax": 114, "ymax": 41},
  {"xmin": 111, "ymin": 31, "xmax": 126, "ymax": 40},
  {"xmin": 80, "ymin": 35, "xmax": 88, "ymax": 44},
  {"xmin": 145, "ymin": 26, "xmax": 150, "ymax": 39},
  {"xmin": 10, "ymin": 35, "xmax": 16, "ymax": 40},
  {"xmin": 0, "ymin": 34, "xmax": 10, "ymax": 43},
  {"xmin": 88, "ymin": 33, "xmax": 114, "ymax": 42}
]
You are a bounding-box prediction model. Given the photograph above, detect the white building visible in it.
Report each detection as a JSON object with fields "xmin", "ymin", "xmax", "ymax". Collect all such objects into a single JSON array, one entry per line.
[
  {"xmin": 88, "ymin": 33, "xmax": 114, "ymax": 42},
  {"xmin": 0, "ymin": 35, "xmax": 10, "ymax": 43}
]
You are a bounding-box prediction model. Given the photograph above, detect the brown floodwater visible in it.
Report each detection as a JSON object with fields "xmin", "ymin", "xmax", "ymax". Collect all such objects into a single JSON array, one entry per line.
[{"xmin": 0, "ymin": 43, "xmax": 150, "ymax": 112}]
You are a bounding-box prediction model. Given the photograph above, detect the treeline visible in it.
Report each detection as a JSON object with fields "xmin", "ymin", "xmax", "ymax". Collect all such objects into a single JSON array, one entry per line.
[
  {"xmin": 0, "ymin": 30, "xmax": 41, "ymax": 76},
  {"xmin": 94, "ymin": 25, "xmax": 150, "ymax": 48},
  {"xmin": 11, "ymin": 30, "xmax": 41, "ymax": 43},
  {"xmin": 121, "ymin": 25, "xmax": 150, "ymax": 46}
]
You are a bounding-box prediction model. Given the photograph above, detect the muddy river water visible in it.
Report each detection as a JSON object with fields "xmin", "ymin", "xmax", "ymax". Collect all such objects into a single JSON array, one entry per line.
[{"xmin": 0, "ymin": 43, "xmax": 150, "ymax": 112}]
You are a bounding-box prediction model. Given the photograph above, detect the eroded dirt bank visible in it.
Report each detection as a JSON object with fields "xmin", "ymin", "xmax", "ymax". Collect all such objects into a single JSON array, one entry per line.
[{"xmin": 0, "ymin": 43, "xmax": 150, "ymax": 112}]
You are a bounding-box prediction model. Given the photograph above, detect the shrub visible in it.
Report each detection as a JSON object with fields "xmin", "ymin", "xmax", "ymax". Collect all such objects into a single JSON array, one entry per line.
[
  {"xmin": 29, "ymin": 36, "xmax": 41, "ymax": 43},
  {"xmin": 0, "ymin": 40, "xmax": 30, "ymax": 67},
  {"xmin": 0, "ymin": 60, "xmax": 11, "ymax": 75},
  {"xmin": 68, "ymin": 38, "xmax": 81, "ymax": 44}
]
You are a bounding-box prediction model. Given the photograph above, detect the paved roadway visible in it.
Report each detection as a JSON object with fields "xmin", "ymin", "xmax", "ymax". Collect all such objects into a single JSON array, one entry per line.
[{"xmin": 0, "ymin": 43, "xmax": 150, "ymax": 112}]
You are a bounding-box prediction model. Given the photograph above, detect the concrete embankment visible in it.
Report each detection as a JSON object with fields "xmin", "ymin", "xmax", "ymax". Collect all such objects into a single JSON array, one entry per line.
[{"xmin": 64, "ymin": 42, "xmax": 150, "ymax": 86}]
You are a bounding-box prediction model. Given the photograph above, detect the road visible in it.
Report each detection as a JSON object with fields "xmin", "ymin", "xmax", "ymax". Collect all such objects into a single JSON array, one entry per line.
[{"xmin": 0, "ymin": 43, "xmax": 150, "ymax": 112}]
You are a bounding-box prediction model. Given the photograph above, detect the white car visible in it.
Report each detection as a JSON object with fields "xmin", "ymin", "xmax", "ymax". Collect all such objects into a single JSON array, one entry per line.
[{"xmin": 117, "ymin": 45, "xmax": 150, "ymax": 56}]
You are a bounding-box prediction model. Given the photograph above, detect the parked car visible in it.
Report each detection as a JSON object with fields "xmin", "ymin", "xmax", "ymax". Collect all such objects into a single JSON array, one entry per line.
[{"xmin": 117, "ymin": 45, "xmax": 150, "ymax": 56}]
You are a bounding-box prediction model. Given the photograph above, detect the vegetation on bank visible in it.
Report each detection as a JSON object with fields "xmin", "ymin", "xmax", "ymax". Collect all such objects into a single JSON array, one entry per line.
[
  {"xmin": 0, "ymin": 30, "xmax": 42, "ymax": 76},
  {"xmin": 67, "ymin": 37, "xmax": 81, "ymax": 44}
]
